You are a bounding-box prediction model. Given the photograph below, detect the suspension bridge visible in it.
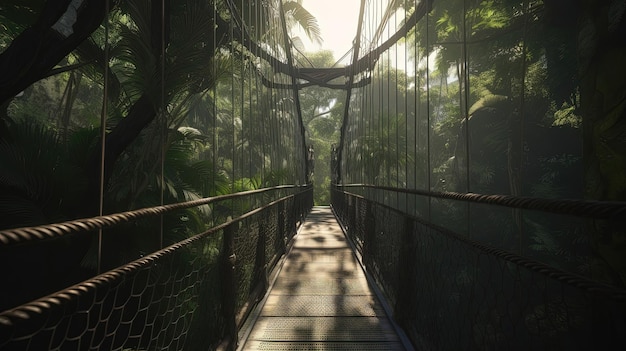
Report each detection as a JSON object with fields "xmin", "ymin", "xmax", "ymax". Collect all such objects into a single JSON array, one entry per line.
[{"xmin": 1, "ymin": 0, "xmax": 625, "ymax": 350}]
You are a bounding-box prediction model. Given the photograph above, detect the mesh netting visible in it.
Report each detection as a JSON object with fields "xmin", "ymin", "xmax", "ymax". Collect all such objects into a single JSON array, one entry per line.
[
  {"xmin": 1, "ymin": 231, "xmax": 221, "ymax": 350},
  {"xmin": 1, "ymin": 0, "xmax": 317, "ymax": 348},
  {"xmin": 0, "ymin": 188, "xmax": 312, "ymax": 351},
  {"xmin": 332, "ymin": 189, "xmax": 626, "ymax": 350},
  {"xmin": 331, "ymin": 0, "xmax": 626, "ymax": 348}
]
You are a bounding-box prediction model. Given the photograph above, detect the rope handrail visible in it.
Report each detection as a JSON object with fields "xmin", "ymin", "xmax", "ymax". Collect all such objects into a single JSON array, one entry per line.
[
  {"xmin": 335, "ymin": 189, "xmax": 626, "ymax": 302},
  {"xmin": 0, "ymin": 185, "xmax": 310, "ymax": 247},
  {"xmin": 0, "ymin": 188, "xmax": 311, "ymax": 325},
  {"xmin": 336, "ymin": 184, "xmax": 626, "ymax": 220}
]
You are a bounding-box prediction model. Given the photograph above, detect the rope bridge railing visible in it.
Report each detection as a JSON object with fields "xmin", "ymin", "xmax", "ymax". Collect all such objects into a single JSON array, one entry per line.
[
  {"xmin": 0, "ymin": 186, "xmax": 313, "ymax": 351},
  {"xmin": 338, "ymin": 184, "xmax": 626, "ymax": 221},
  {"xmin": 1, "ymin": 0, "xmax": 316, "ymax": 349},
  {"xmin": 332, "ymin": 186, "xmax": 626, "ymax": 350},
  {"xmin": 0, "ymin": 186, "xmax": 305, "ymax": 247},
  {"xmin": 330, "ymin": 0, "xmax": 626, "ymax": 349}
]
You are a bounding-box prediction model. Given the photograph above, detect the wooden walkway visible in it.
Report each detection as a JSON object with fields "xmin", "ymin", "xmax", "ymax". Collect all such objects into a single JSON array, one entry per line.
[{"xmin": 240, "ymin": 207, "xmax": 409, "ymax": 351}]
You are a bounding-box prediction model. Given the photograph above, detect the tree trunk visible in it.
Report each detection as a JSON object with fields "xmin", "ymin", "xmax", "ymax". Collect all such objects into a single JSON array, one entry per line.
[{"xmin": 0, "ymin": 0, "xmax": 111, "ymax": 106}]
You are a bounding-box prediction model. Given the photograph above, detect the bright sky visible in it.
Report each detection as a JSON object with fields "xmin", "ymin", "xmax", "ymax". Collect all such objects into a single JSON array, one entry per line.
[{"xmin": 293, "ymin": 0, "xmax": 361, "ymax": 65}]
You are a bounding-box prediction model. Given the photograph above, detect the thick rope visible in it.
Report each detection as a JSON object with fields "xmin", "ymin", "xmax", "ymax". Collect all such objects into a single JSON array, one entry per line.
[
  {"xmin": 0, "ymin": 186, "xmax": 310, "ymax": 247},
  {"xmin": 0, "ymin": 188, "xmax": 311, "ymax": 324},
  {"xmin": 338, "ymin": 184, "xmax": 626, "ymax": 220},
  {"xmin": 337, "ymin": 189, "xmax": 626, "ymax": 302}
]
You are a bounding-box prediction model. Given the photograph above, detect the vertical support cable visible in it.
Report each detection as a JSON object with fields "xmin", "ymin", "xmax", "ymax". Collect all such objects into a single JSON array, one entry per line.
[
  {"xmin": 361, "ymin": 7, "xmax": 367, "ymax": 186},
  {"xmin": 518, "ymin": 0, "xmax": 530, "ymax": 255},
  {"xmin": 462, "ymin": 0, "xmax": 471, "ymax": 238},
  {"xmin": 211, "ymin": 0, "xmax": 217, "ymax": 226},
  {"xmin": 387, "ymin": 3, "xmax": 392, "ymax": 193},
  {"xmin": 249, "ymin": 0, "xmax": 256, "ymax": 184},
  {"xmin": 97, "ymin": 0, "xmax": 111, "ymax": 274},
  {"xmin": 278, "ymin": 0, "xmax": 308, "ymax": 185},
  {"xmin": 230, "ymin": 12, "xmax": 236, "ymax": 193},
  {"xmin": 378, "ymin": 0, "xmax": 384, "ymax": 204},
  {"xmin": 159, "ymin": 0, "xmax": 166, "ymax": 249},
  {"xmin": 255, "ymin": 1, "xmax": 266, "ymax": 185},
  {"xmin": 394, "ymin": 6, "xmax": 400, "ymax": 208},
  {"xmin": 337, "ymin": 0, "xmax": 367, "ymax": 185},
  {"xmin": 239, "ymin": 0, "xmax": 245, "ymax": 187},
  {"xmin": 356, "ymin": 8, "xmax": 367, "ymax": 187},
  {"xmin": 462, "ymin": 0, "xmax": 471, "ymax": 191},
  {"xmin": 404, "ymin": 0, "xmax": 409, "ymax": 213},
  {"xmin": 270, "ymin": 2, "xmax": 280, "ymax": 184},
  {"xmin": 413, "ymin": 0, "xmax": 419, "ymax": 216},
  {"xmin": 275, "ymin": 2, "xmax": 283, "ymax": 183},
  {"xmin": 245, "ymin": 0, "xmax": 251, "ymax": 183},
  {"xmin": 239, "ymin": 0, "xmax": 244, "ymax": 186},
  {"xmin": 425, "ymin": 1, "xmax": 432, "ymax": 223},
  {"xmin": 365, "ymin": 0, "xmax": 372, "ymax": 193}
]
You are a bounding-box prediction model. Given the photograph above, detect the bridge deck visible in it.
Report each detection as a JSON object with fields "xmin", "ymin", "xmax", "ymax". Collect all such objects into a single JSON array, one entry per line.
[{"xmin": 240, "ymin": 207, "xmax": 407, "ymax": 351}]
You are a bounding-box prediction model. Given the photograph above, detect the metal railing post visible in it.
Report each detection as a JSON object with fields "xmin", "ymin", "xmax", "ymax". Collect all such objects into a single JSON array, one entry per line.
[
  {"xmin": 348, "ymin": 196, "xmax": 356, "ymax": 233},
  {"xmin": 220, "ymin": 224, "xmax": 237, "ymax": 351},
  {"xmin": 277, "ymin": 200, "xmax": 286, "ymax": 256},
  {"xmin": 254, "ymin": 211, "xmax": 268, "ymax": 294},
  {"xmin": 363, "ymin": 199, "xmax": 375, "ymax": 269},
  {"xmin": 395, "ymin": 216, "xmax": 417, "ymax": 326}
]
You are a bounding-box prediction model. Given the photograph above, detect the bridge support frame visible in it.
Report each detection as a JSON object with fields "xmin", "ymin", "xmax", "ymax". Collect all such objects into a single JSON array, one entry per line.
[{"xmin": 219, "ymin": 224, "xmax": 238, "ymax": 351}]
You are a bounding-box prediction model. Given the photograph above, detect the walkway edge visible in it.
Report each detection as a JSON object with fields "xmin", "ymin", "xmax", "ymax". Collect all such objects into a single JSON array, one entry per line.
[
  {"xmin": 235, "ymin": 209, "xmax": 308, "ymax": 351},
  {"xmin": 330, "ymin": 205, "xmax": 416, "ymax": 351}
]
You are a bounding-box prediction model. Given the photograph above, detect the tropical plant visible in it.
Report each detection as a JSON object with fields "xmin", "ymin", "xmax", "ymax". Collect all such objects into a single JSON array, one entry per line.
[{"xmin": 0, "ymin": 0, "xmax": 323, "ymax": 311}]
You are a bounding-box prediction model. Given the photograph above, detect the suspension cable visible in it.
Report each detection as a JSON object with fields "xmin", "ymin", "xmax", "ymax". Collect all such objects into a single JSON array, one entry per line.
[
  {"xmin": 337, "ymin": 0, "xmax": 367, "ymax": 184},
  {"xmin": 97, "ymin": 0, "xmax": 111, "ymax": 275},
  {"xmin": 278, "ymin": 0, "xmax": 309, "ymax": 184},
  {"xmin": 159, "ymin": 0, "xmax": 166, "ymax": 250}
]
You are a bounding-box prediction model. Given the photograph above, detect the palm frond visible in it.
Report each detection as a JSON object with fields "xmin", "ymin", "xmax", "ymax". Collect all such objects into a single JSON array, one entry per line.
[
  {"xmin": 0, "ymin": 122, "xmax": 89, "ymax": 228},
  {"xmin": 283, "ymin": 1, "xmax": 323, "ymax": 45}
]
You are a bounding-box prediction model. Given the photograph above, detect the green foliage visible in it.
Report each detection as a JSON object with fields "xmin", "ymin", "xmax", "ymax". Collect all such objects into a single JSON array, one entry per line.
[
  {"xmin": 552, "ymin": 102, "xmax": 581, "ymax": 127},
  {"xmin": 8, "ymin": 69, "xmax": 103, "ymax": 130},
  {"xmin": 467, "ymin": 0, "xmax": 510, "ymax": 33},
  {"xmin": 292, "ymin": 50, "xmax": 345, "ymax": 204},
  {"xmin": 0, "ymin": 0, "xmax": 45, "ymax": 45},
  {"xmin": 283, "ymin": 1, "xmax": 323, "ymax": 45},
  {"xmin": 0, "ymin": 121, "xmax": 92, "ymax": 228}
]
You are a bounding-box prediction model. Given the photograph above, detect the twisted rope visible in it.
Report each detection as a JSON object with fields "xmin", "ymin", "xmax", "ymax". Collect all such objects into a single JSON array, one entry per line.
[
  {"xmin": 338, "ymin": 184, "xmax": 626, "ymax": 220},
  {"xmin": 0, "ymin": 190, "xmax": 308, "ymax": 326},
  {"xmin": 337, "ymin": 189, "xmax": 626, "ymax": 302},
  {"xmin": 0, "ymin": 185, "xmax": 309, "ymax": 247}
]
